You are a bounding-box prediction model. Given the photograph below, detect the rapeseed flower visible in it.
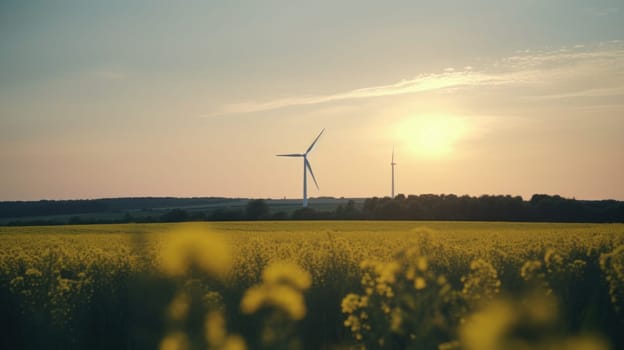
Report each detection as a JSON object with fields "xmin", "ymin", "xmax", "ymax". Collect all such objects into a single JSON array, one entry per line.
[
  {"xmin": 168, "ymin": 292, "xmax": 190, "ymax": 321},
  {"xmin": 159, "ymin": 331, "xmax": 189, "ymax": 350},
  {"xmin": 204, "ymin": 310, "xmax": 247, "ymax": 350},
  {"xmin": 341, "ymin": 293, "xmax": 361, "ymax": 314},
  {"xmin": 205, "ymin": 311, "xmax": 226, "ymax": 346},
  {"xmin": 240, "ymin": 284, "xmax": 306, "ymax": 320},
  {"xmin": 159, "ymin": 223, "xmax": 231, "ymax": 278},
  {"xmin": 460, "ymin": 301, "xmax": 514, "ymax": 350},
  {"xmin": 262, "ymin": 262, "xmax": 312, "ymax": 291},
  {"xmin": 414, "ymin": 277, "xmax": 426, "ymax": 290},
  {"xmin": 221, "ymin": 335, "xmax": 246, "ymax": 350}
]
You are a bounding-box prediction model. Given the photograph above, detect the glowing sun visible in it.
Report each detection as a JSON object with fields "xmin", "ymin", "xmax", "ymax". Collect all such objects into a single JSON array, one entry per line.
[{"xmin": 394, "ymin": 115, "xmax": 469, "ymax": 158}]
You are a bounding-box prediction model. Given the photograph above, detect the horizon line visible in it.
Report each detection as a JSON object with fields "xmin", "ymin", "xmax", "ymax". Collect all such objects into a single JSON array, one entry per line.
[{"xmin": 1, "ymin": 193, "xmax": 622, "ymax": 203}]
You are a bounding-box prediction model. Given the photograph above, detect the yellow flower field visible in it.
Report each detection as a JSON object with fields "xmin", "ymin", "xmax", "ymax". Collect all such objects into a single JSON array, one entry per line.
[{"xmin": 0, "ymin": 221, "xmax": 623, "ymax": 349}]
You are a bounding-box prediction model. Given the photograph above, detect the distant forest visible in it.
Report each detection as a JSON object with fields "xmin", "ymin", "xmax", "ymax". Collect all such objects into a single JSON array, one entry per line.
[
  {"xmin": 1, "ymin": 194, "xmax": 623, "ymax": 226},
  {"xmin": 357, "ymin": 194, "xmax": 624, "ymax": 222}
]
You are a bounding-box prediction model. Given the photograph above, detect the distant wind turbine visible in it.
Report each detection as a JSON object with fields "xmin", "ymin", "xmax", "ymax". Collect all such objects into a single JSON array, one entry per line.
[
  {"xmin": 276, "ymin": 129, "xmax": 325, "ymax": 207},
  {"xmin": 391, "ymin": 146, "xmax": 397, "ymax": 198}
]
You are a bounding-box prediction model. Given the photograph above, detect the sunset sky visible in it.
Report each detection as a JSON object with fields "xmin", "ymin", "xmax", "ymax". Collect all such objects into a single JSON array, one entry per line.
[{"xmin": 1, "ymin": 1, "xmax": 623, "ymax": 201}]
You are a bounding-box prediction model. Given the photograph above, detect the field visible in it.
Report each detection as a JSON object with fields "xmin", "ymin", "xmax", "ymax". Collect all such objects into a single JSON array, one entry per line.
[{"xmin": 1, "ymin": 221, "xmax": 623, "ymax": 350}]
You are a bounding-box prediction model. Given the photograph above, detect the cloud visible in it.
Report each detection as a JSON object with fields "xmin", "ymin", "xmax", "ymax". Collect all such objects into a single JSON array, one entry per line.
[
  {"xmin": 204, "ymin": 42, "xmax": 624, "ymax": 117},
  {"xmin": 501, "ymin": 42, "xmax": 623, "ymax": 69},
  {"xmin": 523, "ymin": 86, "xmax": 624, "ymax": 101},
  {"xmin": 203, "ymin": 71, "xmax": 508, "ymax": 117}
]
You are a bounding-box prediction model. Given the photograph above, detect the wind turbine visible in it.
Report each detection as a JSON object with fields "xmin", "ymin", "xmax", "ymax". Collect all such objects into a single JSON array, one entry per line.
[
  {"xmin": 391, "ymin": 146, "xmax": 397, "ymax": 198},
  {"xmin": 276, "ymin": 129, "xmax": 325, "ymax": 207}
]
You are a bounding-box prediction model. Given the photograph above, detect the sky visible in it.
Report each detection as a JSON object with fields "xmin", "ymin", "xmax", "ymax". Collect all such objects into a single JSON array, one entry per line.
[{"xmin": 1, "ymin": 0, "xmax": 623, "ymax": 201}]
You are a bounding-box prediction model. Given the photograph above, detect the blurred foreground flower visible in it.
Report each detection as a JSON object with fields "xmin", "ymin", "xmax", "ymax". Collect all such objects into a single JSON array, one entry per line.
[
  {"xmin": 262, "ymin": 261, "xmax": 312, "ymax": 291},
  {"xmin": 460, "ymin": 294, "xmax": 609, "ymax": 350},
  {"xmin": 241, "ymin": 262, "xmax": 311, "ymax": 320},
  {"xmin": 205, "ymin": 311, "xmax": 247, "ymax": 350},
  {"xmin": 159, "ymin": 223, "xmax": 231, "ymax": 278},
  {"xmin": 159, "ymin": 331, "xmax": 189, "ymax": 350},
  {"xmin": 240, "ymin": 262, "xmax": 311, "ymax": 349},
  {"xmin": 241, "ymin": 283, "xmax": 307, "ymax": 320}
]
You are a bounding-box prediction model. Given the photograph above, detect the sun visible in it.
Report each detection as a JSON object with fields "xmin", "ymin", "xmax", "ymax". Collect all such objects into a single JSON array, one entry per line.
[{"xmin": 394, "ymin": 115, "xmax": 469, "ymax": 158}]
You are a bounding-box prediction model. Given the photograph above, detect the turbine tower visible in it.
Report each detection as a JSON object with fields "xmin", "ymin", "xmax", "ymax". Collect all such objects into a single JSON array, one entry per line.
[
  {"xmin": 276, "ymin": 129, "xmax": 325, "ymax": 207},
  {"xmin": 391, "ymin": 146, "xmax": 396, "ymax": 198}
]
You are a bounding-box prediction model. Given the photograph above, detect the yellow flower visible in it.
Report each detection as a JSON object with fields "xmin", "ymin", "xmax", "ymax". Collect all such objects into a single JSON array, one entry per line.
[
  {"xmin": 222, "ymin": 335, "xmax": 247, "ymax": 350},
  {"xmin": 168, "ymin": 292, "xmax": 190, "ymax": 321},
  {"xmin": 240, "ymin": 285, "xmax": 265, "ymax": 315},
  {"xmin": 437, "ymin": 275, "xmax": 447, "ymax": 286},
  {"xmin": 205, "ymin": 311, "xmax": 226, "ymax": 346},
  {"xmin": 159, "ymin": 332, "xmax": 189, "ymax": 350},
  {"xmin": 262, "ymin": 262, "xmax": 312, "ymax": 291},
  {"xmin": 240, "ymin": 284, "xmax": 307, "ymax": 320},
  {"xmin": 269, "ymin": 284, "xmax": 307, "ymax": 320},
  {"xmin": 544, "ymin": 248, "xmax": 563, "ymax": 267},
  {"xmin": 375, "ymin": 261, "xmax": 400, "ymax": 285},
  {"xmin": 344, "ymin": 314, "xmax": 361, "ymax": 332},
  {"xmin": 417, "ymin": 257, "xmax": 428, "ymax": 271},
  {"xmin": 25, "ymin": 268, "xmax": 42, "ymax": 277},
  {"xmin": 460, "ymin": 301, "xmax": 514, "ymax": 350},
  {"xmin": 159, "ymin": 223, "xmax": 231, "ymax": 278},
  {"xmin": 406, "ymin": 267, "xmax": 416, "ymax": 280},
  {"xmin": 414, "ymin": 277, "xmax": 426, "ymax": 290},
  {"xmin": 341, "ymin": 293, "xmax": 361, "ymax": 314}
]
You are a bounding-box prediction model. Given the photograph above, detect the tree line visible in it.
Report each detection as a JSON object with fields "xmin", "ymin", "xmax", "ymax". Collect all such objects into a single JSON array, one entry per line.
[
  {"xmin": 358, "ymin": 194, "xmax": 624, "ymax": 222},
  {"xmin": 2, "ymin": 194, "xmax": 623, "ymax": 226},
  {"xmin": 281, "ymin": 194, "xmax": 623, "ymax": 222},
  {"xmin": 0, "ymin": 197, "xmax": 237, "ymax": 218}
]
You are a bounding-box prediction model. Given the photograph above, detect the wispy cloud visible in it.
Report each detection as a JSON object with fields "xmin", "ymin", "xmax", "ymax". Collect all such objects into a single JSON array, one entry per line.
[
  {"xmin": 204, "ymin": 42, "xmax": 624, "ymax": 117},
  {"xmin": 523, "ymin": 86, "xmax": 624, "ymax": 101},
  {"xmin": 208, "ymin": 72, "xmax": 507, "ymax": 116}
]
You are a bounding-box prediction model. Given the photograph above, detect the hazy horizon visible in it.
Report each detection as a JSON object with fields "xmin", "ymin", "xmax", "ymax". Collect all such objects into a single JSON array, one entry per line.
[{"xmin": 2, "ymin": 1, "xmax": 623, "ymax": 201}]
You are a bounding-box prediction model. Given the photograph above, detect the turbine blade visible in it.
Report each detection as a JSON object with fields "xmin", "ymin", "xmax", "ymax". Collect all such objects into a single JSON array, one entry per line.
[
  {"xmin": 392, "ymin": 145, "xmax": 394, "ymax": 163},
  {"xmin": 305, "ymin": 158, "xmax": 319, "ymax": 190},
  {"xmin": 305, "ymin": 128, "xmax": 325, "ymax": 154},
  {"xmin": 276, "ymin": 153, "xmax": 304, "ymax": 157}
]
